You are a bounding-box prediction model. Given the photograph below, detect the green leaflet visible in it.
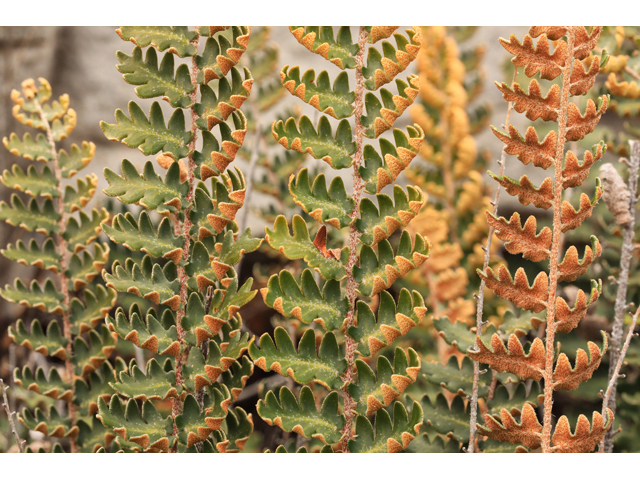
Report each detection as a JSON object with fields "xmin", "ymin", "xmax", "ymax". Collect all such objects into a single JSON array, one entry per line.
[
  {"xmin": 272, "ymin": 115, "xmax": 356, "ymax": 169},
  {"xmin": 0, "ymin": 278, "xmax": 63, "ymax": 314},
  {"xmin": 349, "ymin": 347, "xmax": 421, "ymax": 416},
  {"xmin": 104, "ymin": 256, "xmax": 181, "ymax": 310},
  {"xmin": 100, "ymin": 101, "xmax": 192, "ymax": 160},
  {"xmin": 185, "ymin": 241, "xmax": 220, "ymax": 291},
  {"xmin": 106, "ymin": 304, "xmax": 179, "ymax": 356},
  {"xmin": 359, "ymin": 125, "xmax": 424, "ymax": 194},
  {"xmin": 249, "ymin": 328, "xmax": 348, "ymax": 390},
  {"xmin": 261, "ymin": 268, "xmax": 349, "ymax": 331},
  {"xmin": 3, "ymin": 131, "xmax": 52, "ymax": 161},
  {"xmin": 68, "ymin": 284, "xmax": 117, "ymax": 335},
  {"xmin": 59, "ymin": 141, "xmax": 95, "ymax": 178},
  {"xmin": 362, "ymin": 28, "xmax": 423, "ymax": 90},
  {"xmin": 104, "ymin": 159, "xmax": 188, "ymax": 213},
  {"xmin": 353, "ymin": 231, "xmax": 429, "ymax": 296},
  {"xmin": 77, "ymin": 418, "xmax": 113, "ymax": 453},
  {"xmin": 362, "ymin": 75, "xmax": 420, "ymax": 138},
  {"xmin": 196, "ymin": 27, "xmax": 251, "ymax": 84},
  {"xmin": 97, "ymin": 396, "xmax": 175, "ymax": 453},
  {"xmin": 432, "ymin": 316, "xmax": 497, "ymax": 354},
  {"xmin": 102, "ymin": 211, "xmax": 183, "ymax": 262},
  {"xmin": 257, "ymin": 386, "xmax": 345, "ymax": 444},
  {"xmin": 356, "ymin": 185, "xmax": 425, "ymax": 246},
  {"xmin": 66, "ymin": 242, "xmax": 110, "ymax": 289},
  {"xmin": 289, "ymin": 26, "xmax": 359, "ymax": 69},
  {"xmin": 63, "ymin": 208, "xmax": 109, "ymax": 253},
  {"xmin": 175, "ymin": 390, "xmax": 231, "ymax": 447},
  {"xmin": 348, "ymin": 401, "xmax": 423, "ymax": 453},
  {"xmin": 1, "ymin": 164, "xmax": 58, "ymax": 198},
  {"xmin": 20, "ymin": 405, "xmax": 78, "ymax": 439},
  {"xmin": 280, "ymin": 66, "xmax": 355, "ymax": 119},
  {"xmin": 348, "ymin": 289, "xmax": 426, "ymax": 358},
  {"xmin": 1, "ymin": 238, "xmax": 60, "ymax": 272},
  {"xmin": 194, "ymin": 67, "xmax": 253, "ymax": 130},
  {"xmin": 63, "ymin": 174, "xmax": 98, "ymax": 212},
  {"xmin": 0, "ymin": 194, "xmax": 60, "ymax": 235},
  {"xmin": 14, "ymin": 365, "xmax": 72, "ymax": 402},
  {"xmin": 14, "ymin": 108, "xmax": 77, "ymax": 142},
  {"xmin": 193, "ymin": 113, "xmax": 248, "ymax": 180},
  {"xmin": 72, "ymin": 325, "xmax": 117, "ymax": 377},
  {"xmin": 487, "ymin": 382, "xmax": 544, "ymax": 415},
  {"xmin": 215, "ymin": 228, "xmax": 262, "ymax": 270},
  {"xmin": 111, "ymin": 358, "xmax": 179, "ymax": 401},
  {"xmin": 422, "ymin": 355, "xmax": 492, "ymax": 397},
  {"xmin": 289, "ymin": 168, "xmax": 354, "ymax": 229},
  {"xmin": 183, "ymin": 319, "xmax": 251, "ymax": 388},
  {"xmin": 222, "ymin": 407, "xmax": 254, "ymax": 453},
  {"xmin": 421, "ymin": 393, "xmax": 469, "ymax": 443},
  {"xmin": 117, "ymin": 46, "xmax": 194, "ymax": 108},
  {"xmin": 265, "ymin": 215, "xmax": 346, "ymax": 280},
  {"xmin": 209, "ymin": 276, "xmax": 256, "ymax": 322},
  {"xmin": 220, "ymin": 357, "xmax": 254, "ymax": 401},
  {"xmin": 74, "ymin": 360, "xmax": 125, "ymax": 417},
  {"xmin": 117, "ymin": 26, "xmax": 198, "ymax": 58},
  {"xmin": 8, "ymin": 319, "xmax": 67, "ymax": 359},
  {"xmin": 188, "ymin": 168, "xmax": 246, "ymax": 238}
]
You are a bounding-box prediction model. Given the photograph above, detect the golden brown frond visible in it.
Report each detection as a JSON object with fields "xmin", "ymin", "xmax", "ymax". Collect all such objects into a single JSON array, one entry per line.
[
  {"xmin": 487, "ymin": 211, "xmax": 551, "ymax": 262},
  {"xmin": 425, "ymin": 243, "xmax": 463, "ymax": 273},
  {"xmin": 433, "ymin": 267, "xmax": 468, "ymax": 302},
  {"xmin": 479, "ymin": 403, "xmax": 543, "ymax": 449},
  {"xmin": 496, "ymin": 80, "xmax": 560, "ymax": 121},
  {"xmin": 468, "ymin": 334, "xmax": 545, "ymax": 380},
  {"xmin": 480, "ymin": 265, "xmax": 548, "ymax": 312},
  {"xmin": 500, "ymin": 34, "xmax": 567, "ymax": 80},
  {"xmin": 606, "ymin": 72, "xmax": 640, "ymax": 99},
  {"xmin": 572, "ymin": 26, "xmax": 603, "ymax": 60},
  {"xmin": 551, "ymin": 409, "xmax": 612, "ymax": 453},
  {"xmin": 491, "ymin": 125, "xmax": 556, "ymax": 169}
]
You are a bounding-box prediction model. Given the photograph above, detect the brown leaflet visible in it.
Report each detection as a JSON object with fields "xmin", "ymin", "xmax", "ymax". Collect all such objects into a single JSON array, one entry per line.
[
  {"xmin": 557, "ymin": 238, "xmax": 602, "ymax": 282},
  {"xmin": 560, "ymin": 187, "xmax": 602, "ymax": 233},
  {"xmin": 529, "ymin": 26, "xmax": 568, "ymax": 41},
  {"xmin": 553, "ymin": 334, "xmax": 607, "ymax": 391},
  {"xmin": 565, "ymin": 96, "xmax": 609, "ymax": 142},
  {"xmin": 551, "ymin": 409, "xmax": 612, "ymax": 453},
  {"xmin": 479, "ymin": 265, "xmax": 548, "ymax": 312},
  {"xmin": 562, "ymin": 143, "xmax": 604, "ymax": 188},
  {"xmin": 486, "ymin": 211, "xmax": 551, "ymax": 262},
  {"xmin": 468, "ymin": 333, "xmax": 545, "ymax": 381},
  {"xmin": 495, "ymin": 79, "xmax": 560, "ymax": 121},
  {"xmin": 478, "ymin": 403, "xmax": 543, "ymax": 449},
  {"xmin": 489, "ymin": 172, "xmax": 553, "ymax": 209},
  {"xmin": 532, "ymin": 282, "xmax": 601, "ymax": 334},
  {"xmin": 570, "ymin": 57, "xmax": 603, "ymax": 96},
  {"xmin": 572, "ymin": 26, "xmax": 603, "ymax": 61},
  {"xmin": 500, "ymin": 34, "xmax": 567, "ymax": 80},
  {"xmin": 491, "ymin": 125, "xmax": 556, "ymax": 169}
]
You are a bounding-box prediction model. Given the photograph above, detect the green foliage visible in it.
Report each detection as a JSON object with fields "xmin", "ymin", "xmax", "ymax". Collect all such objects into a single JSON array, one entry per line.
[
  {"xmin": 1, "ymin": 77, "xmax": 116, "ymax": 453},
  {"xmin": 98, "ymin": 26, "xmax": 259, "ymax": 453}
]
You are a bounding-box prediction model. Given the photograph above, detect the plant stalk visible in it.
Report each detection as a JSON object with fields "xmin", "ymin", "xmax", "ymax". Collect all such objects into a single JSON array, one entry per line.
[
  {"xmin": 541, "ymin": 27, "xmax": 575, "ymax": 453},
  {"xmin": 1, "ymin": 379, "xmax": 24, "ymax": 452},
  {"xmin": 602, "ymin": 140, "xmax": 640, "ymax": 452},
  {"xmin": 340, "ymin": 26, "xmax": 368, "ymax": 453}
]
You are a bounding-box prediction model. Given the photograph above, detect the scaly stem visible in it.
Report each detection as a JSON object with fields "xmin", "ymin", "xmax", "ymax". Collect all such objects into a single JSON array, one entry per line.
[
  {"xmin": 1, "ymin": 379, "xmax": 24, "ymax": 452},
  {"xmin": 33, "ymin": 97, "xmax": 77, "ymax": 453},
  {"xmin": 340, "ymin": 26, "xmax": 368, "ymax": 453},
  {"xmin": 172, "ymin": 29, "xmax": 201, "ymax": 441},
  {"xmin": 602, "ymin": 140, "xmax": 640, "ymax": 452},
  {"xmin": 467, "ymin": 66, "xmax": 517, "ymax": 453},
  {"xmin": 541, "ymin": 27, "xmax": 575, "ymax": 453},
  {"xmin": 600, "ymin": 305, "xmax": 640, "ymax": 452}
]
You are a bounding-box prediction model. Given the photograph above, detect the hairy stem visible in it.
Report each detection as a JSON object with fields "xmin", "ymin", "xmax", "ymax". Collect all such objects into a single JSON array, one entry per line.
[
  {"xmin": 340, "ymin": 26, "xmax": 368, "ymax": 453},
  {"xmin": 33, "ymin": 97, "xmax": 77, "ymax": 453},
  {"xmin": 1, "ymin": 379, "xmax": 24, "ymax": 452},
  {"xmin": 172, "ymin": 29, "xmax": 201, "ymax": 443},
  {"xmin": 541, "ymin": 28, "xmax": 575, "ymax": 453},
  {"xmin": 602, "ymin": 140, "xmax": 640, "ymax": 452},
  {"xmin": 467, "ymin": 66, "xmax": 517, "ymax": 453},
  {"xmin": 600, "ymin": 305, "xmax": 640, "ymax": 452}
]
